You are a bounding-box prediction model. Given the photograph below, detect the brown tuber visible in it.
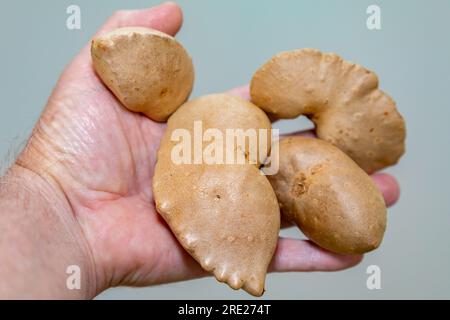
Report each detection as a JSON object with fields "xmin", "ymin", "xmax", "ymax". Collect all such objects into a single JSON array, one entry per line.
[
  {"xmin": 268, "ymin": 137, "xmax": 387, "ymax": 254},
  {"xmin": 251, "ymin": 48, "xmax": 406, "ymax": 173},
  {"xmin": 153, "ymin": 94, "xmax": 280, "ymax": 296},
  {"xmin": 91, "ymin": 27, "xmax": 194, "ymax": 122},
  {"xmin": 90, "ymin": 29, "xmax": 406, "ymax": 295}
]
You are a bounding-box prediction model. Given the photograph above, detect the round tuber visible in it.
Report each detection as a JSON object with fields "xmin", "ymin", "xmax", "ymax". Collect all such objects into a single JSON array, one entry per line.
[
  {"xmin": 91, "ymin": 27, "xmax": 194, "ymax": 122},
  {"xmin": 268, "ymin": 136, "xmax": 387, "ymax": 254}
]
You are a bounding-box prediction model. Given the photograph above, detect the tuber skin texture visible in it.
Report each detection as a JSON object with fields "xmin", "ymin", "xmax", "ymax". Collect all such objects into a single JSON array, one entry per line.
[
  {"xmin": 268, "ymin": 136, "xmax": 387, "ymax": 254},
  {"xmin": 153, "ymin": 94, "xmax": 280, "ymax": 296},
  {"xmin": 250, "ymin": 48, "xmax": 406, "ymax": 173},
  {"xmin": 91, "ymin": 27, "xmax": 194, "ymax": 122}
]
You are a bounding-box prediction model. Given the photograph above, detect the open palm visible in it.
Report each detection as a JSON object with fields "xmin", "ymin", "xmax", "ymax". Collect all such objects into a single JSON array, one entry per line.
[{"xmin": 16, "ymin": 3, "xmax": 399, "ymax": 295}]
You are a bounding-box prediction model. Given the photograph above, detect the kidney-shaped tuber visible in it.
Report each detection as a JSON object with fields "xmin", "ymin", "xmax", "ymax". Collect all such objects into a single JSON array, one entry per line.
[
  {"xmin": 153, "ymin": 94, "xmax": 280, "ymax": 296},
  {"xmin": 268, "ymin": 136, "xmax": 387, "ymax": 254},
  {"xmin": 91, "ymin": 27, "xmax": 194, "ymax": 122},
  {"xmin": 251, "ymin": 48, "xmax": 406, "ymax": 173}
]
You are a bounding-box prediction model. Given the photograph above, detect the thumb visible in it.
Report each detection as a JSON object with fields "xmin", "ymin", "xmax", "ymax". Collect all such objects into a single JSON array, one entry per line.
[{"xmin": 96, "ymin": 2, "xmax": 183, "ymax": 37}]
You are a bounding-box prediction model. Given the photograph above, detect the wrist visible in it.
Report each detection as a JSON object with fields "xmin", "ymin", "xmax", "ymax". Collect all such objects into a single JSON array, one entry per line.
[{"xmin": 0, "ymin": 164, "xmax": 97, "ymax": 299}]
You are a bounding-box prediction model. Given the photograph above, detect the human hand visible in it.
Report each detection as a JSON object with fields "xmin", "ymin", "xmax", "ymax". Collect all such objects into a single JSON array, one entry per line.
[{"xmin": 2, "ymin": 3, "xmax": 400, "ymax": 298}]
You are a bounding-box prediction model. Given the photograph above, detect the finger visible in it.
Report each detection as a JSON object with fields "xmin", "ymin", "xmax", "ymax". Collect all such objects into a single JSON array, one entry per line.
[
  {"xmin": 174, "ymin": 236, "xmax": 362, "ymax": 281},
  {"xmin": 227, "ymin": 85, "xmax": 295, "ymax": 123},
  {"xmin": 371, "ymin": 172, "xmax": 400, "ymax": 206},
  {"xmin": 227, "ymin": 85, "xmax": 250, "ymax": 101},
  {"xmin": 96, "ymin": 2, "xmax": 183, "ymax": 37},
  {"xmin": 269, "ymin": 237, "xmax": 363, "ymax": 272},
  {"xmin": 227, "ymin": 85, "xmax": 282, "ymax": 122},
  {"xmin": 227, "ymin": 84, "xmax": 284, "ymax": 120}
]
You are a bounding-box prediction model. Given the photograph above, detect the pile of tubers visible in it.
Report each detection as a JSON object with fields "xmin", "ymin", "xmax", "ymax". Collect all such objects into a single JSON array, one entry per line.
[{"xmin": 91, "ymin": 27, "xmax": 406, "ymax": 296}]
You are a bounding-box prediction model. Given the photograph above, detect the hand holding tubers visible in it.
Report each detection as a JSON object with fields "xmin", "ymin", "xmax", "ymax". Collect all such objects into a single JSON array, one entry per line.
[{"xmin": 91, "ymin": 27, "xmax": 405, "ymax": 296}]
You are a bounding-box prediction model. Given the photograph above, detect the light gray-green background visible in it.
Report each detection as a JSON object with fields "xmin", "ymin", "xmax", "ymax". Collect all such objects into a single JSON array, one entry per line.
[{"xmin": 1, "ymin": 0, "xmax": 449, "ymax": 299}]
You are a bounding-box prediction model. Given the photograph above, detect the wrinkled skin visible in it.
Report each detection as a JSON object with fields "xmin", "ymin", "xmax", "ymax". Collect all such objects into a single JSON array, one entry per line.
[{"xmin": 8, "ymin": 4, "xmax": 400, "ymax": 297}]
